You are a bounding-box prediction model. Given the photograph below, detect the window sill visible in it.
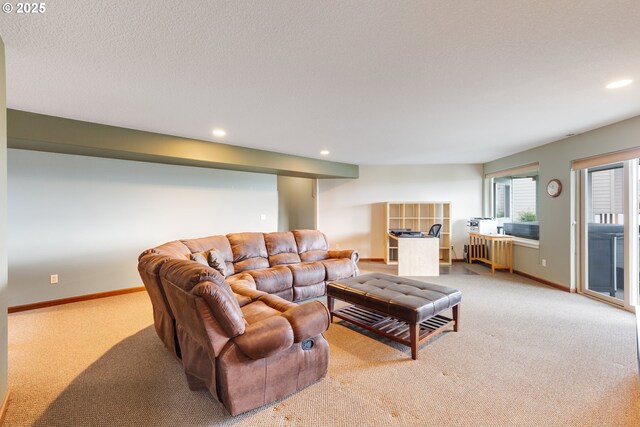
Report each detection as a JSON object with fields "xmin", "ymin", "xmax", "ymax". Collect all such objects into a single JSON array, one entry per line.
[{"xmin": 511, "ymin": 236, "xmax": 540, "ymax": 249}]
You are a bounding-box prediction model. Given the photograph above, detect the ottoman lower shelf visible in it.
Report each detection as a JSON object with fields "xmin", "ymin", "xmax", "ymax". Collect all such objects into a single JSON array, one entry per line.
[{"xmin": 330, "ymin": 303, "xmax": 456, "ymax": 359}]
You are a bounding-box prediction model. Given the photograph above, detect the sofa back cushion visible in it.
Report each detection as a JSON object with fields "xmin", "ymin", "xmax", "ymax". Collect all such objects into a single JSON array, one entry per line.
[
  {"xmin": 292, "ymin": 230, "xmax": 329, "ymax": 262},
  {"xmin": 141, "ymin": 240, "xmax": 191, "ymax": 260},
  {"xmin": 181, "ymin": 235, "xmax": 235, "ymax": 276},
  {"xmin": 160, "ymin": 259, "xmax": 226, "ymax": 292},
  {"xmin": 227, "ymin": 232, "xmax": 270, "ymax": 273},
  {"xmin": 264, "ymin": 232, "xmax": 301, "ymax": 266}
]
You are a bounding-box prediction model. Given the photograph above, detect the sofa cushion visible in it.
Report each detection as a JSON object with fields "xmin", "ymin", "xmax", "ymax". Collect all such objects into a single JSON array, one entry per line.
[
  {"xmin": 264, "ymin": 232, "xmax": 302, "ymax": 266},
  {"xmin": 292, "ymin": 283, "xmax": 325, "ymax": 301},
  {"xmin": 181, "ymin": 235, "xmax": 235, "ymax": 276},
  {"xmin": 208, "ymin": 250, "xmax": 227, "ymax": 276},
  {"xmin": 189, "ymin": 250, "xmax": 227, "ymax": 276},
  {"xmin": 272, "ymin": 288, "xmax": 294, "ymax": 302},
  {"xmin": 241, "ymin": 300, "xmax": 282, "ymax": 325},
  {"xmin": 181, "ymin": 235, "xmax": 232, "ymax": 256},
  {"xmin": 292, "ymin": 230, "xmax": 330, "ymax": 262},
  {"xmin": 287, "ymin": 262, "xmax": 325, "ymax": 287},
  {"xmin": 227, "ymin": 232, "xmax": 270, "ymax": 273},
  {"xmin": 269, "ymin": 252, "xmax": 301, "ymax": 266},
  {"xmin": 292, "ymin": 230, "xmax": 328, "ymax": 252},
  {"xmin": 244, "ymin": 266, "xmax": 293, "ymax": 294},
  {"xmin": 190, "ymin": 252, "xmax": 209, "ymax": 266},
  {"xmin": 322, "ymin": 258, "xmax": 355, "ymax": 281},
  {"xmin": 233, "ymin": 257, "xmax": 270, "ymax": 272}
]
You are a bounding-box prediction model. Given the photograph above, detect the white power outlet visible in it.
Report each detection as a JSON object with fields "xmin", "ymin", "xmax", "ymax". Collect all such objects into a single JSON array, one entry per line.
[
  {"xmin": 541, "ymin": 259, "xmax": 547, "ymax": 267},
  {"xmin": 260, "ymin": 214, "xmax": 267, "ymax": 221},
  {"xmin": 50, "ymin": 274, "xmax": 58, "ymax": 284}
]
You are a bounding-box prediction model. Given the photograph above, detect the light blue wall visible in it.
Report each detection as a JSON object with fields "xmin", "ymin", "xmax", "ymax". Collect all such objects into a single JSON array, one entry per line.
[
  {"xmin": 484, "ymin": 114, "xmax": 640, "ymax": 288},
  {"xmin": 7, "ymin": 149, "xmax": 278, "ymax": 307}
]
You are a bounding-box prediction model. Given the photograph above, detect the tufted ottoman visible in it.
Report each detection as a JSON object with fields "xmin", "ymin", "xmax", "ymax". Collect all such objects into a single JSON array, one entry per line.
[{"xmin": 327, "ymin": 272, "xmax": 461, "ymax": 359}]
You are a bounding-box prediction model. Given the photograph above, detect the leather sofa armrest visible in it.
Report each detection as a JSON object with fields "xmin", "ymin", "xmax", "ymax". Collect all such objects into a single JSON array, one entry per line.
[
  {"xmin": 138, "ymin": 248, "xmax": 159, "ymax": 262},
  {"xmin": 232, "ymin": 285, "xmax": 267, "ymax": 302},
  {"xmin": 233, "ymin": 316, "xmax": 294, "ymax": 360},
  {"xmin": 138, "ymin": 253, "xmax": 169, "ymax": 274},
  {"xmin": 281, "ymin": 301, "xmax": 330, "ymax": 343},
  {"xmin": 327, "ymin": 249, "xmax": 359, "ymax": 264},
  {"xmin": 258, "ymin": 294, "xmax": 297, "ymax": 312}
]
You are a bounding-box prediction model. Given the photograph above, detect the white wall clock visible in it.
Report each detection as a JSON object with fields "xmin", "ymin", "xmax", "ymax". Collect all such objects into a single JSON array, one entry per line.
[{"xmin": 546, "ymin": 179, "xmax": 562, "ymax": 197}]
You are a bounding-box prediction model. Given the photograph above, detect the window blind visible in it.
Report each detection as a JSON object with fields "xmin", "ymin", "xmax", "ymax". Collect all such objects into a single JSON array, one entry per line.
[
  {"xmin": 485, "ymin": 162, "xmax": 539, "ymax": 179},
  {"xmin": 571, "ymin": 147, "xmax": 640, "ymax": 170}
]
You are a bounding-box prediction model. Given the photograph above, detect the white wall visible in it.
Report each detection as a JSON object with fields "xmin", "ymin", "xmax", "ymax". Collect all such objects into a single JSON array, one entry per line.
[
  {"xmin": 8, "ymin": 149, "xmax": 278, "ymax": 307},
  {"xmin": 318, "ymin": 164, "xmax": 483, "ymax": 259}
]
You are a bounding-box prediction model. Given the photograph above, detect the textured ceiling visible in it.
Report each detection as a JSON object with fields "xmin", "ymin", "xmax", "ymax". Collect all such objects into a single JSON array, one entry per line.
[{"xmin": 1, "ymin": 1, "xmax": 639, "ymax": 165}]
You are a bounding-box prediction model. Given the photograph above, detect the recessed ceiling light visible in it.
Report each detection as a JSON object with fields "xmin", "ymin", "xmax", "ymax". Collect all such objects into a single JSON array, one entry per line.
[
  {"xmin": 320, "ymin": 150, "xmax": 330, "ymax": 156},
  {"xmin": 605, "ymin": 79, "xmax": 633, "ymax": 89},
  {"xmin": 212, "ymin": 128, "xmax": 226, "ymax": 137}
]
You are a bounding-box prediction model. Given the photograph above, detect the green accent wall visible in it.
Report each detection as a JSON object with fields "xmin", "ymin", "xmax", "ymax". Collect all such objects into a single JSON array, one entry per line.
[
  {"xmin": 484, "ymin": 114, "xmax": 640, "ymax": 289},
  {"xmin": 277, "ymin": 176, "xmax": 317, "ymax": 231},
  {"xmin": 0, "ymin": 36, "xmax": 9, "ymax": 409},
  {"xmin": 7, "ymin": 109, "xmax": 358, "ymax": 179}
]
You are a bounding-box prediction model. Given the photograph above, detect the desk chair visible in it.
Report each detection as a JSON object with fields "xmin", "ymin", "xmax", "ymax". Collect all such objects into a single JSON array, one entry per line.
[{"xmin": 428, "ymin": 224, "xmax": 442, "ymax": 238}]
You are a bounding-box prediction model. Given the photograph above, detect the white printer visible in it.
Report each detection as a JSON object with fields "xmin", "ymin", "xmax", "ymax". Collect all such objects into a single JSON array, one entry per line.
[{"xmin": 467, "ymin": 218, "xmax": 498, "ymax": 234}]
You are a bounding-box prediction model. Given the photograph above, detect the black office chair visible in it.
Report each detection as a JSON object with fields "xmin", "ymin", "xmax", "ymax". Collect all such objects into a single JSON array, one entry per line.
[{"xmin": 428, "ymin": 224, "xmax": 442, "ymax": 238}]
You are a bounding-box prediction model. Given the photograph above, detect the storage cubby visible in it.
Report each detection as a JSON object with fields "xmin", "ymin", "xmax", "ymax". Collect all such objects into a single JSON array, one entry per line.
[{"xmin": 384, "ymin": 201, "xmax": 452, "ymax": 265}]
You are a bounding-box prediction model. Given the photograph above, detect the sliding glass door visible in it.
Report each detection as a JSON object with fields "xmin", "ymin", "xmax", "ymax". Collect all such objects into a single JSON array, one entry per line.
[
  {"xmin": 585, "ymin": 163, "xmax": 625, "ymax": 301},
  {"xmin": 579, "ymin": 159, "xmax": 638, "ymax": 310}
]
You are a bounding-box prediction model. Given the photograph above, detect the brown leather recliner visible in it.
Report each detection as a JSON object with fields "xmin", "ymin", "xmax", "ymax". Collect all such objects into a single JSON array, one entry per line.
[{"xmin": 159, "ymin": 259, "xmax": 330, "ymax": 415}]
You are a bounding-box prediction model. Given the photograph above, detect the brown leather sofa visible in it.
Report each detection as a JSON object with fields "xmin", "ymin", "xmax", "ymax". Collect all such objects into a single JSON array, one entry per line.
[{"xmin": 137, "ymin": 230, "xmax": 358, "ymax": 414}]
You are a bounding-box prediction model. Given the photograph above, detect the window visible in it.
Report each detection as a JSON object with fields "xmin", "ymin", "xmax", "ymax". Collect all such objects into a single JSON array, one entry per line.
[{"xmin": 492, "ymin": 172, "xmax": 539, "ymax": 240}]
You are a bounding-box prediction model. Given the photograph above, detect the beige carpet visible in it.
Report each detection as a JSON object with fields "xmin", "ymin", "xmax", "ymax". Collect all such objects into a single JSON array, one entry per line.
[{"xmin": 3, "ymin": 263, "xmax": 639, "ymax": 426}]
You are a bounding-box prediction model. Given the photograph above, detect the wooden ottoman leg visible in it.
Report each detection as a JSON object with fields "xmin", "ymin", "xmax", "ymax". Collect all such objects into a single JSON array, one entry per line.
[
  {"xmin": 452, "ymin": 304, "xmax": 460, "ymax": 332},
  {"xmin": 410, "ymin": 322, "xmax": 419, "ymax": 360},
  {"xmin": 327, "ymin": 295, "xmax": 334, "ymax": 323}
]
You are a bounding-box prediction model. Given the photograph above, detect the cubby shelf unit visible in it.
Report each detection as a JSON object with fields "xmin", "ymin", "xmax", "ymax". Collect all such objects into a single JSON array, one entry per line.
[{"xmin": 384, "ymin": 201, "xmax": 452, "ymax": 265}]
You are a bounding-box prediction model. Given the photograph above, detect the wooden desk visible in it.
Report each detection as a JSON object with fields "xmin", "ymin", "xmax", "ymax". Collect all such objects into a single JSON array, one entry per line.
[
  {"xmin": 388, "ymin": 234, "xmax": 440, "ymax": 276},
  {"xmin": 468, "ymin": 233, "xmax": 513, "ymax": 273}
]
